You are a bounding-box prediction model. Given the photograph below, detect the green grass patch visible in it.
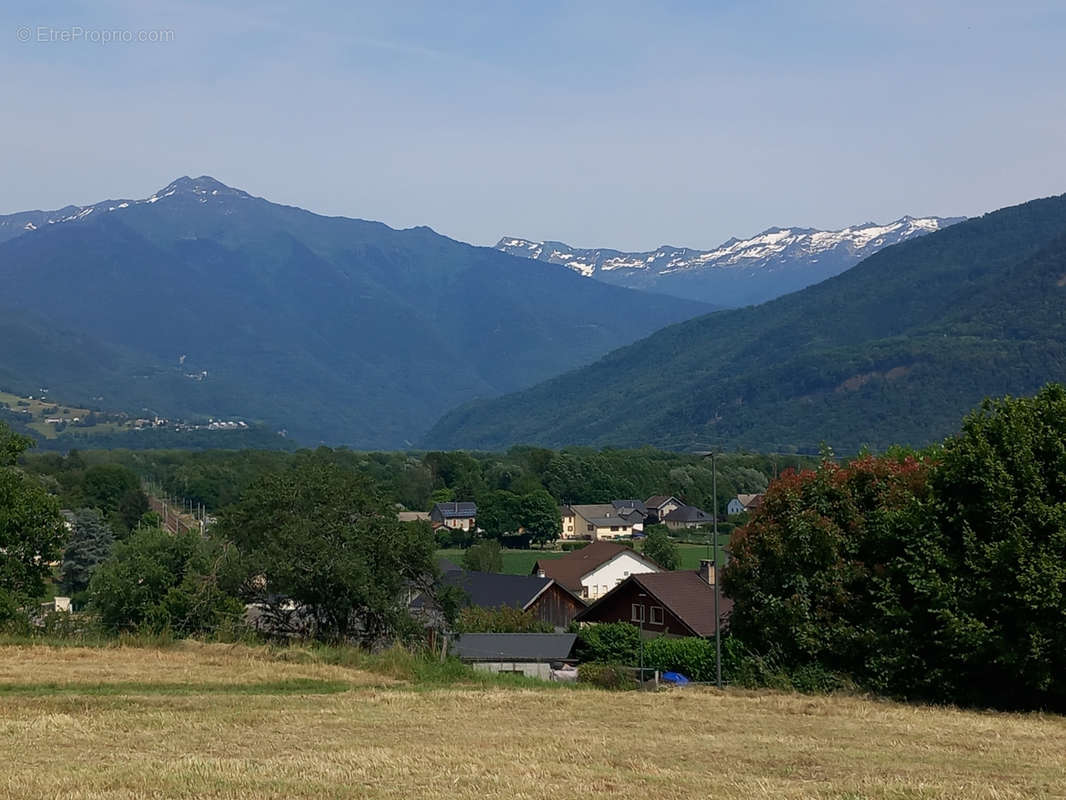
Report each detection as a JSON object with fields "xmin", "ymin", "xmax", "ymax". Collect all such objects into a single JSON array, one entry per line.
[{"xmin": 436, "ymin": 548, "xmax": 564, "ymax": 575}]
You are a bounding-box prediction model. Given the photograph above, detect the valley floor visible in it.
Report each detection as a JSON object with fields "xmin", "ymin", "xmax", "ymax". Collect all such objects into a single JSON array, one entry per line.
[{"xmin": 1, "ymin": 643, "xmax": 1064, "ymax": 799}]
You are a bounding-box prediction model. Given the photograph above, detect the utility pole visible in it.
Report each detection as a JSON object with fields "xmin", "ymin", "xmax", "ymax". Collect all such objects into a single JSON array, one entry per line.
[{"xmin": 712, "ymin": 450, "xmax": 722, "ymax": 689}]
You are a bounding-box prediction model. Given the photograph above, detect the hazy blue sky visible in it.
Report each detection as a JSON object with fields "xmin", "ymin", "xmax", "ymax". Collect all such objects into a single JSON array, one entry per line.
[{"xmin": 3, "ymin": 1, "xmax": 1065, "ymax": 249}]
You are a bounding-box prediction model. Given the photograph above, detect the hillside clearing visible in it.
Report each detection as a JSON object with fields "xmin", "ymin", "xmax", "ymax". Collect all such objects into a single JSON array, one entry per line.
[{"xmin": 1, "ymin": 644, "xmax": 1063, "ymax": 799}]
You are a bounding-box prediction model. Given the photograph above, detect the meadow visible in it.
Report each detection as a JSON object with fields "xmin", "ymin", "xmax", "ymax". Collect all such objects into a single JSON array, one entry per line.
[
  {"xmin": 436, "ymin": 547, "xmax": 562, "ymax": 574},
  {"xmin": 437, "ymin": 540, "xmax": 729, "ymax": 575},
  {"xmin": 1, "ymin": 642, "xmax": 1064, "ymax": 799}
]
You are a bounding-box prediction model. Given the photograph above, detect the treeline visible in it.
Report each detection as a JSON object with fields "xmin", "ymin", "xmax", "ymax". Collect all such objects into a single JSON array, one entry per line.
[
  {"xmin": 22, "ymin": 445, "xmax": 810, "ymax": 520},
  {"xmin": 723, "ymin": 384, "xmax": 1066, "ymax": 711},
  {"xmin": 3, "ymin": 424, "xmax": 449, "ymax": 642}
]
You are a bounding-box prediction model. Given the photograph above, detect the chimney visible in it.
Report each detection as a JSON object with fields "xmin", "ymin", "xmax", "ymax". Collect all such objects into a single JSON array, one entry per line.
[{"xmin": 699, "ymin": 559, "xmax": 716, "ymax": 586}]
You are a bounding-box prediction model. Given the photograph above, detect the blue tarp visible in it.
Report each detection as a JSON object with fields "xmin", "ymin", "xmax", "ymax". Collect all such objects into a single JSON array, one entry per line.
[{"xmin": 661, "ymin": 671, "xmax": 690, "ymax": 685}]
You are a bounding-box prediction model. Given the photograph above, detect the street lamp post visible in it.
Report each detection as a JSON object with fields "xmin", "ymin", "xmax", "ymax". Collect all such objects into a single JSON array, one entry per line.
[
  {"xmin": 638, "ymin": 591, "xmax": 646, "ymax": 688},
  {"xmin": 712, "ymin": 451, "xmax": 722, "ymax": 689}
]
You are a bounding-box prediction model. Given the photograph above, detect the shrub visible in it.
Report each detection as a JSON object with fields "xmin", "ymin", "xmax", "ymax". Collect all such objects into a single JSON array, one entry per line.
[
  {"xmin": 643, "ymin": 636, "xmax": 717, "ymax": 682},
  {"xmin": 454, "ymin": 605, "xmax": 552, "ymax": 633},
  {"xmin": 462, "ymin": 539, "xmax": 503, "ymax": 573},
  {"xmin": 574, "ymin": 622, "xmax": 640, "ymax": 664},
  {"xmin": 578, "ymin": 662, "xmax": 635, "ymax": 690},
  {"xmin": 89, "ymin": 527, "xmax": 244, "ymax": 635},
  {"xmin": 560, "ymin": 541, "xmax": 589, "ymax": 552},
  {"xmin": 641, "ymin": 524, "xmax": 679, "ymax": 569}
]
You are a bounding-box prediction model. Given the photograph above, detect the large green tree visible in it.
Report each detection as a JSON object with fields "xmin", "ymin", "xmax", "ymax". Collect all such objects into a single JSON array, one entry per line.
[
  {"xmin": 217, "ymin": 457, "xmax": 438, "ymax": 643},
  {"xmin": 59, "ymin": 508, "xmax": 114, "ymax": 597},
  {"xmin": 475, "ymin": 490, "xmax": 520, "ymax": 539},
  {"xmin": 0, "ymin": 423, "xmax": 66, "ymax": 618},
  {"xmin": 928, "ymin": 384, "xmax": 1066, "ymax": 707},
  {"xmin": 89, "ymin": 527, "xmax": 242, "ymax": 634},
  {"xmin": 642, "ymin": 524, "xmax": 679, "ymax": 570},
  {"xmin": 517, "ymin": 490, "xmax": 561, "ymax": 546},
  {"xmin": 725, "ymin": 384, "xmax": 1066, "ymax": 708},
  {"xmin": 723, "ymin": 453, "xmax": 938, "ymax": 698}
]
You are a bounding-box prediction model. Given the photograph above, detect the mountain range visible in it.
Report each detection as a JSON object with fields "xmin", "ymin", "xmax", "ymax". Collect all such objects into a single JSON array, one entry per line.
[
  {"xmin": 496, "ymin": 216, "xmax": 964, "ymax": 306},
  {"xmin": 427, "ymin": 193, "xmax": 1066, "ymax": 453},
  {"xmin": 0, "ymin": 177, "xmax": 710, "ymax": 447}
]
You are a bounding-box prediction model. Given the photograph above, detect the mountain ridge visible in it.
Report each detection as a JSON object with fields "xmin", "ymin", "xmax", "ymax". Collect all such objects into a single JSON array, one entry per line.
[
  {"xmin": 496, "ymin": 215, "xmax": 965, "ymax": 306},
  {"xmin": 428, "ymin": 192, "xmax": 1066, "ymax": 453},
  {"xmin": 0, "ymin": 176, "xmax": 712, "ymax": 448}
]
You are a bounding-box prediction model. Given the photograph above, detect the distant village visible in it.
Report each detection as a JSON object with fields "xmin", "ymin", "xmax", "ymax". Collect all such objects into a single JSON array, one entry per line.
[
  {"xmin": 0, "ymin": 388, "xmax": 250, "ymax": 436},
  {"xmin": 395, "ymin": 492, "xmax": 764, "ymax": 680}
]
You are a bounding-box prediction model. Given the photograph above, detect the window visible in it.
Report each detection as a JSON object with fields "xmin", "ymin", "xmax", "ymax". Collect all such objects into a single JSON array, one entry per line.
[
  {"xmin": 631, "ymin": 603, "xmax": 645, "ymax": 623},
  {"xmin": 610, "ymin": 525, "xmax": 619, "ymax": 531},
  {"xmin": 650, "ymin": 606, "xmax": 664, "ymax": 625},
  {"xmin": 587, "ymin": 523, "xmax": 594, "ymax": 532},
  {"xmin": 623, "ymin": 571, "xmax": 630, "ymax": 577}
]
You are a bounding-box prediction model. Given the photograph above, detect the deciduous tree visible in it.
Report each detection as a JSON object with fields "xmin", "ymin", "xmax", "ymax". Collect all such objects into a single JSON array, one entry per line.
[
  {"xmin": 217, "ymin": 457, "xmax": 437, "ymax": 643},
  {"xmin": 0, "ymin": 423, "xmax": 66, "ymax": 618},
  {"xmin": 642, "ymin": 524, "xmax": 679, "ymax": 570}
]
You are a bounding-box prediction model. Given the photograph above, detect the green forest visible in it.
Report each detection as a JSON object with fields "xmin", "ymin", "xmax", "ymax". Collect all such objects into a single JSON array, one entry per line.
[
  {"xmin": 427, "ymin": 192, "xmax": 1066, "ymax": 453},
  {"xmin": 20, "ymin": 443, "xmax": 802, "ymax": 522}
]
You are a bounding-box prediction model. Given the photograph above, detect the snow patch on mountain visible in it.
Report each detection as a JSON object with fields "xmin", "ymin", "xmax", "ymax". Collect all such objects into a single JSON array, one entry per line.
[
  {"xmin": 496, "ymin": 216, "xmax": 965, "ymax": 306},
  {"xmin": 497, "ymin": 216, "xmax": 962, "ymax": 281},
  {"xmin": 0, "ymin": 176, "xmax": 253, "ymax": 241}
]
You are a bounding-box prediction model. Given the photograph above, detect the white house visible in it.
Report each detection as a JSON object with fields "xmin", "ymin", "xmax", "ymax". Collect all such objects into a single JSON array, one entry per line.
[
  {"xmin": 533, "ymin": 540, "xmax": 661, "ymax": 601},
  {"xmin": 727, "ymin": 493, "xmax": 764, "ymax": 515}
]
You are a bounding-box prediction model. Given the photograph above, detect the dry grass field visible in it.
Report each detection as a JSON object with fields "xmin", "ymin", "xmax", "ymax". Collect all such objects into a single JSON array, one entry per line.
[{"xmin": 2, "ymin": 643, "xmax": 1065, "ymax": 799}]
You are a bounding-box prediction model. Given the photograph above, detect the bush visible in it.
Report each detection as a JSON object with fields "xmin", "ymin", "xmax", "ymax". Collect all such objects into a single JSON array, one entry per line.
[
  {"xmin": 462, "ymin": 539, "xmax": 503, "ymax": 573},
  {"xmin": 642, "ymin": 524, "xmax": 679, "ymax": 569},
  {"xmin": 454, "ymin": 605, "xmax": 553, "ymax": 633},
  {"xmin": 574, "ymin": 622, "xmax": 640, "ymax": 664},
  {"xmin": 643, "ymin": 636, "xmax": 717, "ymax": 682},
  {"xmin": 435, "ymin": 526, "xmax": 472, "ymax": 549},
  {"xmin": 578, "ymin": 662, "xmax": 635, "ymax": 690},
  {"xmin": 89, "ymin": 527, "xmax": 244, "ymax": 635},
  {"xmin": 560, "ymin": 541, "xmax": 589, "ymax": 552}
]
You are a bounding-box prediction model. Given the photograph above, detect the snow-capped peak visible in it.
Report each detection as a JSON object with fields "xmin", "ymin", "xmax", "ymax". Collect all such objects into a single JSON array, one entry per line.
[
  {"xmin": 497, "ymin": 216, "xmax": 963, "ymax": 278},
  {"xmin": 496, "ymin": 216, "xmax": 965, "ymax": 306},
  {"xmin": 0, "ymin": 176, "xmax": 254, "ymax": 238}
]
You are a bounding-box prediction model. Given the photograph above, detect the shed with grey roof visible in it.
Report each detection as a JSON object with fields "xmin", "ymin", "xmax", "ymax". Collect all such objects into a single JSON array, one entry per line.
[{"xmin": 450, "ymin": 633, "xmax": 578, "ymax": 679}]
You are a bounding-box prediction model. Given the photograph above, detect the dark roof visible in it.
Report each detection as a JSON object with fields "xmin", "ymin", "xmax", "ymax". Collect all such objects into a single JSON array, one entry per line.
[
  {"xmin": 612, "ymin": 499, "xmax": 648, "ymax": 516},
  {"xmin": 632, "ymin": 571, "xmax": 732, "ymax": 636},
  {"xmin": 451, "ymin": 633, "xmax": 577, "ymax": 662},
  {"xmin": 416, "ymin": 569, "xmax": 552, "ymax": 611},
  {"xmin": 533, "ymin": 541, "xmax": 658, "ymax": 592},
  {"xmin": 663, "ymin": 505, "xmax": 712, "ymax": 523},
  {"xmin": 432, "ymin": 501, "xmax": 477, "ymax": 518},
  {"xmin": 575, "ymin": 571, "xmax": 732, "ymax": 637},
  {"xmin": 645, "ymin": 495, "xmax": 680, "ymax": 509}
]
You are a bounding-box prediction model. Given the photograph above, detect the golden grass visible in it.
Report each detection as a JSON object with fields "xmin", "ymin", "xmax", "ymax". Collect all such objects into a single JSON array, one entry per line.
[
  {"xmin": 1, "ymin": 645, "xmax": 1065, "ymax": 799},
  {"xmin": 0, "ymin": 641, "xmax": 392, "ymax": 688}
]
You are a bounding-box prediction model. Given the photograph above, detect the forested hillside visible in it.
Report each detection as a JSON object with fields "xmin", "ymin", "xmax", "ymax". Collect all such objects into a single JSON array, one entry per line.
[
  {"xmin": 426, "ymin": 193, "xmax": 1066, "ymax": 453},
  {"xmin": 0, "ymin": 177, "xmax": 709, "ymax": 448}
]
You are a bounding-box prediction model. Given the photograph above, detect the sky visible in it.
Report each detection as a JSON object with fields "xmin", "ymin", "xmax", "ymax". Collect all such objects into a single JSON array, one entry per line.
[{"xmin": 2, "ymin": 0, "xmax": 1065, "ymax": 250}]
